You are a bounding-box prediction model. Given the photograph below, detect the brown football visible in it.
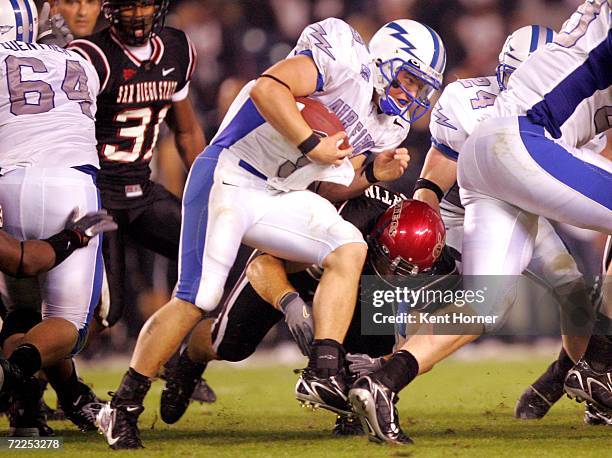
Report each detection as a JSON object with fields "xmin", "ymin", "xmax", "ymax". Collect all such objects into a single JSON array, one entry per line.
[{"xmin": 296, "ymin": 97, "xmax": 350, "ymax": 149}]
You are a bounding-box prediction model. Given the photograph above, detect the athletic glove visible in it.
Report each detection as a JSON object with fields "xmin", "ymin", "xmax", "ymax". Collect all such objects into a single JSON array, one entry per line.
[
  {"xmin": 65, "ymin": 208, "xmax": 118, "ymax": 247},
  {"xmin": 346, "ymin": 353, "xmax": 385, "ymax": 377},
  {"xmin": 280, "ymin": 292, "xmax": 314, "ymax": 357},
  {"xmin": 37, "ymin": 2, "xmax": 74, "ymax": 47}
]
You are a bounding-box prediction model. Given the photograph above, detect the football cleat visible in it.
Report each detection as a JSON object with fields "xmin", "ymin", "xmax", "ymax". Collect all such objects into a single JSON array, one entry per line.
[
  {"xmin": 0, "ymin": 358, "xmax": 25, "ymax": 405},
  {"xmin": 348, "ymin": 375, "xmax": 413, "ymax": 445},
  {"xmin": 331, "ymin": 414, "xmax": 364, "ymax": 436},
  {"xmin": 190, "ymin": 378, "xmax": 217, "ymax": 404},
  {"xmin": 160, "ymin": 354, "xmax": 207, "ymax": 424},
  {"xmin": 295, "ymin": 369, "xmax": 352, "ymax": 416},
  {"xmin": 584, "ymin": 402, "xmax": 612, "ymax": 426},
  {"xmin": 7, "ymin": 377, "xmax": 55, "ymax": 437},
  {"xmin": 96, "ymin": 401, "xmax": 144, "ymax": 449},
  {"xmin": 514, "ymin": 361, "xmax": 564, "ymax": 420},
  {"xmin": 564, "ymin": 359, "xmax": 612, "ymax": 411},
  {"xmin": 60, "ymin": 380, "xmax": 105, "ymax": 432}
]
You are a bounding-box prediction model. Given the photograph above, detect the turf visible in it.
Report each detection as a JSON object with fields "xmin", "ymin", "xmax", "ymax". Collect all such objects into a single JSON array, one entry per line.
[{"xmin": 1, "ymin": 358, "xmax": 610, "ymax": 457}]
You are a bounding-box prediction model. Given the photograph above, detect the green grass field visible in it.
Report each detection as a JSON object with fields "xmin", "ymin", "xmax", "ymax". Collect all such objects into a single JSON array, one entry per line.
[{"xmin": 2, "ymin": 358, "xmax": 610, "ymax": 457}]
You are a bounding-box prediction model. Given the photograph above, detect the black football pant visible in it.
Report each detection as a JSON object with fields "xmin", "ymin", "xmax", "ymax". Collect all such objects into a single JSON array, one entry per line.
[{"xmin": 101, "ymin": 183, "xmax": 181, "ymax": 327}]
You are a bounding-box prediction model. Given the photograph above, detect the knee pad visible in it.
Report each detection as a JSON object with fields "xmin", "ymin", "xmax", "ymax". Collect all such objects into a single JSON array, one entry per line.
[{"xmin": 0, "ymin": 309, "xmax": 42, "ymax": 348}]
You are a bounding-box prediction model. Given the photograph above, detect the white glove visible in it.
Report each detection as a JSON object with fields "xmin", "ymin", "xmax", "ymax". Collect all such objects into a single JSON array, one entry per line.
[
  {"xmin": 346, "ymin": 353, "xmax": 385, "ymax": 377},
  {"xmin": 37, "ymin": 2, "xmax": 74, "ymax": 47}
]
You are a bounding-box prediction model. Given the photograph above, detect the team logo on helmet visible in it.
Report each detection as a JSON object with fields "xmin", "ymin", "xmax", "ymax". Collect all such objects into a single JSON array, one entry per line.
[{"xmin": 0, "ymin": 25, "xmax": 14, "ymax": 36}]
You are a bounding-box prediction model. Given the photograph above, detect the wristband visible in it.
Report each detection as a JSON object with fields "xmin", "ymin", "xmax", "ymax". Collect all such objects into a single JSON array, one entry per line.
[
  {"xmin": 297, "ymin": 132, "xmax": 320, "ymax": 156},
  {"xmin": 414, "ymin": 178, "xmax": 444, "ymax": 202},
  {"xmin": 43, "ymin": 230, "xmax": 82, "ymax": 268},
  {"xmin": 362, "ymin": 161, "xmax": 379, "ymax": 184}
]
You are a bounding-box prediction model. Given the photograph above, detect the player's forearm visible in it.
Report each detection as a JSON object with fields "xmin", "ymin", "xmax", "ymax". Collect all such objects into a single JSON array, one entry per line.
[
  {"xmin": 246, "ymin": 254, "xmax": 296, "ymax": 310},
  {"xmin": 0, "ymin": 233, "xmax": 55, "ymax": 277},
  {"xmin": 175, "ymin": 128, "xmax": 205, "ymax": 170},
  {"xmin": 413, "ymin": 146, "xmax": 457, "ymax": 211},
  {"xmin": 250, "ymin": 81, "xmax": 313, "ymax": 146},
  {"xmin": 250, "ymin": 55, "xmax": 319, "ymax": 147}
]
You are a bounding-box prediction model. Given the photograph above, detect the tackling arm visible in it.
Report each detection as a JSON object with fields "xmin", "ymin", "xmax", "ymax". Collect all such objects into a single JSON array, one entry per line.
[
  {"xmin": 0, "ymin": 232, "xmax": 56, "ymax": 277},
  {"xmin": 412, "ymin": 145, "xmax": 457, "ymax": 212}
]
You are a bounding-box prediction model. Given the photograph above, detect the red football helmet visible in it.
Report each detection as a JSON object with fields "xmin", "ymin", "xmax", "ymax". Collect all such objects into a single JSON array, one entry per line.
[{"xmin": 369, "ymin": 200, "xmax": 446, "ymax": 277}]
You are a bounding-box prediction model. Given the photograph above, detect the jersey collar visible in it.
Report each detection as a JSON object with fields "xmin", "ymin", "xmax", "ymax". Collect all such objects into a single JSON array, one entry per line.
[{"xmin": 110, "ymin": 30, "xmax": 165, "ymax": 68}]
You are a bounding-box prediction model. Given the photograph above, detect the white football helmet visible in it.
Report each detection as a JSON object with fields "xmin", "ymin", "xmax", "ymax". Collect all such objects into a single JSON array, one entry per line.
[
  {"xmin": 0, "ymin": 0, "xmax": 38, "ymax": 43},
  {"xmin": 497, "ymin": 25, "xmax": 556, "ymax": 90},
  {"xmin": 369, "ymin": 19, "xmax": 446, "ymax": 123}
]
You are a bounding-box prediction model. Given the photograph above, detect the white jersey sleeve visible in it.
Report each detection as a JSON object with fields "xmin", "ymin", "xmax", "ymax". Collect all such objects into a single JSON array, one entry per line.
[
  {"xmin": 290, "ymin": 17, "xmax": 367, "ymax": 94},
  {"xmin": 430, "ymin": 76, "xmax": 499, "ymax": 160},
  {"xmin": 493, "ymin": 0, "xmax": 612, "ymax": 147},
  {"xmin": 0, "ymin": 41, "xmax": 100, "ymax": 172}
]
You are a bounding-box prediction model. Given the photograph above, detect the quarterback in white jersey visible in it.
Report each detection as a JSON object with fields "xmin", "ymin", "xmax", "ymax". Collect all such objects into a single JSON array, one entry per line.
[
  {"xmin": 0, "ymin": 0, "xmax": 106, "ymax": 418},
  {"xmin": 95, "ymin": 18, "xmax": 446, "ymax": 450}
]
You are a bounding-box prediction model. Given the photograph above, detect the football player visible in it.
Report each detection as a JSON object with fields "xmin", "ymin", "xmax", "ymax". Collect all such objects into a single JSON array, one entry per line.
[
  {"xmin": 95, "ymin": 18, "xmax": 445, "ymax": 449},
  {"xmin": 413, "ymin": 25, "xmax": 608, "ymax": 423},
  {"xmin": 158, "ymin": 188, "xmax": 453, "ymax": 437},
  {"xmin": 67, "ymin": 0, "xmax": 204, "ymax": 331},
  {"xmin": 0, "ymin": 0, "xmax": 107, "ymax": 437},
  {"xmin": 349, "ymin": 0, "xmax": 612, "ymax": 444}
]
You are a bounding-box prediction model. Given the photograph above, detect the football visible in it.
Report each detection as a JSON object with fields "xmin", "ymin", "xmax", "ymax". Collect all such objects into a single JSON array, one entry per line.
[{"xmin": 296, "ymin": 97, "xmax": 350, "ymax": 149}]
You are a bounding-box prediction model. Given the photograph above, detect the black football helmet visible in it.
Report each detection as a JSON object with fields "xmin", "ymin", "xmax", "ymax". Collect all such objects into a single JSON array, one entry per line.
[{"xmin": 103, "ymin": 0, "xmax": 170, "ymax": 46}]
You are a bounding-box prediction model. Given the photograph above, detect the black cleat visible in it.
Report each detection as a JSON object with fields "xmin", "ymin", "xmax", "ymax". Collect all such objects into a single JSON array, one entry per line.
[
  {"xmin": 160, "ymin": 352, "xmax": 206, "ymax": 424},
  {"xmin": 60, "ymin": 380, "xmax": 105, "ymax": 432},
  {"xmin": 0, "ymin": 359, "xmax": 26, "ymax": 405},
  {"xmin": 564, "ymin": 359, "xmax": 612, "ymax": 411},
  {"xmin": 7, "ymin": 377, "xmax": 54, "ymax": 437},
  {"xmin": 515, "ymin": 384, "xmax": 563, "ymax": 420},
  {"xmin": 96, "ymin": 401, "xmax": 144, "ymax": 449},
  {"xmin": 190, "ymin": 378, "xmax": 217, "ymax": 404},
  {"xmin": 331, "ymin": 414, "xmax": 364, "ymax": 436},
  {"xmin": 348, "ymin": 375, "xmax": 413, "ymax": 445},
  {"xmin": 584, "ymin": 402, "xmax": 612, "ymax": 426},
  {"xmin": 295, "ymin": 369, "xmax": 351, "ymax": 416}
]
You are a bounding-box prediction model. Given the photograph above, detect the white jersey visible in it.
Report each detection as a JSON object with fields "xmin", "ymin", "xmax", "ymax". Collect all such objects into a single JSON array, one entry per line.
[
  {"xmin": 493, "ymin": 0, "xmax": 612, "ymax": 147},
  {"xmin": 210, "ymin": 18, "xmax": 409, "ymax": 191},
  {"xmin": 430, "ymin": 74, "xmax": 606, "ymax": 213},
  {"xmin": 0, "ymin": 41, "xmax": 99, "ymax": 173}
]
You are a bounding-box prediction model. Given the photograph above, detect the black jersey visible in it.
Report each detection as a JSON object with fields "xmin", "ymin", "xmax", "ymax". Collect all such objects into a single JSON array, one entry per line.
[
  {"xmin": 68, "ymin": 27, "xmax": 196, "ymax": 209},
  {"xmin": 339, "ymin": 184, "xmax": 407, "ymax": 236}
]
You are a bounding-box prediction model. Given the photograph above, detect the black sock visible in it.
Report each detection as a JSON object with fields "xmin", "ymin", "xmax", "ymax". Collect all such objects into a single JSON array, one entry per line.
[
  {"xmin": 8, "ymin": 343, "xmax": 42, "ymax": 377},
  {"xmin": 584, "ymin": 335, "xmax": 612, "ymax": 372},
  {"xmin": 594, "ymin": 312, "xmax": 612, "ymax": 335},
  {"xmin": 307, "ymin": 339, "xmax": 345, "ymax": 378},
  {"xmin": 532, "ymin": 348, "xmax": 573, "ymax": 394},
  {"xmin": 372, "ymin": 350, "xmax": 419, "ymax": 393},
  {"xmin": 113, "ymin": 368, "xmax": 151, "ymax": 406},
  {"xmin": 54, "ymin": 360, "xmax": 80, "ymax": 406},
  {"xmin": 179, "ymin": 349, "xmax": 206, "ymax": 376}
]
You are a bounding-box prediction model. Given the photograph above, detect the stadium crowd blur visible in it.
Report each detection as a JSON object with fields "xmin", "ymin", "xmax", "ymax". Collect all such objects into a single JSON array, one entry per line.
[{"xmin": 81, "ymin": 0, "xmax": 608, "ymax": 358}]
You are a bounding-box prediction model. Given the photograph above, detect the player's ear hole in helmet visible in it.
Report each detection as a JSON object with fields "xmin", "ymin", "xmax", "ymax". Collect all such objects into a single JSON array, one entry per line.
[
  {"xmin": 367, "ymin": 200, "xmax": 446, "ymax": 280},
  {"xmin": 103, "ymin": 0, "xmax": 169, "ymax": 46},
  {"xmin": 496, "ymin": 25, "xmax": 556, "ymax": 91},
  {"xmin": 369, "ymin": 19, "xmax": 446, "ymax": 124},
  {"xmin": 0, "ymin": 0, "xmax": 38, "ymax": 43}
]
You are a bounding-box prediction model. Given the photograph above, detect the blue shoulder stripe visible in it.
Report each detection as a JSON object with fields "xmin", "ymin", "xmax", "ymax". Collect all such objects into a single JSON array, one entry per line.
[{"xmin": 431, "ymin": 137, "xmax": 459, "ymax": 161}]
